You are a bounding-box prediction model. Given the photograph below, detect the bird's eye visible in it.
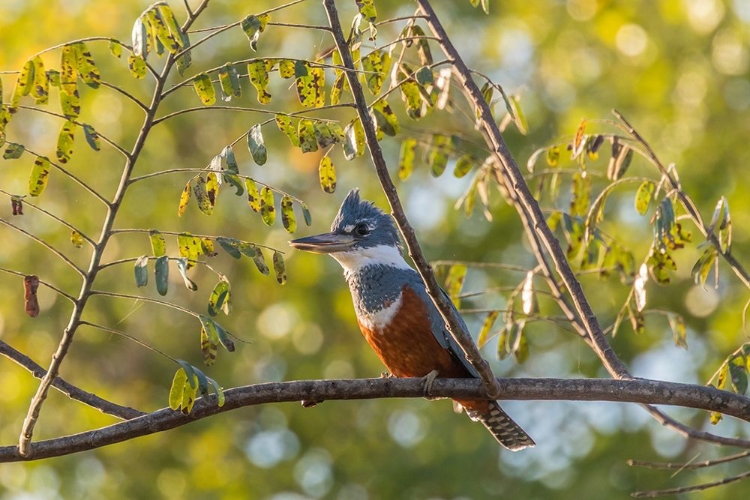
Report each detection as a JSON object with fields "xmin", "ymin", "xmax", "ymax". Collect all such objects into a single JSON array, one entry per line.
[{"xmin": 354, "ymin": 224, "xmax": 370, "ymax": 236}]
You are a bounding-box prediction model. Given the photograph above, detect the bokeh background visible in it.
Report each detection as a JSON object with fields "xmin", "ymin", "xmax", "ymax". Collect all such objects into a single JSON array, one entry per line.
[{"xmin": 2, "ymin": 0, "xmax": 750, "ymax": 498}]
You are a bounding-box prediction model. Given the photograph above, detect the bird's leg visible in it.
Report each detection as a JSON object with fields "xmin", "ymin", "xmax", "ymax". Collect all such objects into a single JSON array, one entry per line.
[
  {"xmin": 422, "ymin": 369, "xmax": 440, "ymax": 399},
  {"xmin": 380, "ymin": 371, "xmax": 395, "ymax": 378}
]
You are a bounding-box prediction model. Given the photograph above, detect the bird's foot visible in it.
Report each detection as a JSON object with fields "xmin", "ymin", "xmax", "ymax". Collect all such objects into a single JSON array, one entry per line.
[
  {"xmin": 380, "ymin": 371, "xmax": 395, "ymax": 379},
  {"xmin": 301, "ymin": 399, "xmax": 323, "ymax": 408},
  {"xmin": 422, "ymin": 370, "xmax": 440, "ymax": 399}
]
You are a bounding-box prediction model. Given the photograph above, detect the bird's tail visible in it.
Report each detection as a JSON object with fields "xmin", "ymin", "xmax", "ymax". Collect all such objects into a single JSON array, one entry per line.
[{"xmin": 463, "ymin": 400, "xmax": 535, "ymax": 451}]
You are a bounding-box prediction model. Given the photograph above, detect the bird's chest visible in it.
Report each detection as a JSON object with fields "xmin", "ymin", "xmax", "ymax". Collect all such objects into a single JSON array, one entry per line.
[{"xmin": 353, "ymin": 287, "xmax": 461, "ymax": 378}]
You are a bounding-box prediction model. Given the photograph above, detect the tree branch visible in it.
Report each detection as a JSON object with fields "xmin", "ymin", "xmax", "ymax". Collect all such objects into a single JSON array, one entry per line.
[
  {"xmin": 2, "ymin": 376, "xmax": 749, "ymax": 462},
  {"xmin": 322, "ymin": 0, "xmax": 505, "ymax": 399},
  {"xmin": 0, "ymin": 340, "xmax": 144, "ymax": 420}
]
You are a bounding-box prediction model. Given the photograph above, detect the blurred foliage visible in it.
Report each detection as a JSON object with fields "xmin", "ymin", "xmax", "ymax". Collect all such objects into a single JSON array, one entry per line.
[{"xmin": 2, "ymin": 0, "xmax": 750, "ymax": 499}]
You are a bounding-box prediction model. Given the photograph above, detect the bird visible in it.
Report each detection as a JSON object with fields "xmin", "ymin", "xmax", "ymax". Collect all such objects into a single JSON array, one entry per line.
[{"xmin": 289, "ymin": 189, "xmax": 534, "ymax": 451}]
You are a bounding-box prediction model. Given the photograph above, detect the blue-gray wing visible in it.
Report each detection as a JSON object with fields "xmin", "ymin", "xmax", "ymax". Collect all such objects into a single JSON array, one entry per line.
[{"xmin": 405, "ymin": 274, "xmax": 482, "ymax": 379}]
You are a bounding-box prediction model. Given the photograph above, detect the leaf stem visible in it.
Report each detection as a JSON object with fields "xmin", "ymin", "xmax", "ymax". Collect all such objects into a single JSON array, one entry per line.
[{"xmin": 0, "ymin": 218, "xmax": 85, "ymax": 277}]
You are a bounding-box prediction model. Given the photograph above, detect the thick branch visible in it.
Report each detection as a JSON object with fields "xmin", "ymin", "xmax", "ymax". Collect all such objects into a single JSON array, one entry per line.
[
  {"xmin": 322, "ymin": 0, "xmax": 504, "ymax": 399},
  {"xmin": 0, "ymin": 340, "xmax": 144, "ymax": 420},
  {"xmin": 2, "ymin": 377, "xmax": 749, "ymax": 462}
]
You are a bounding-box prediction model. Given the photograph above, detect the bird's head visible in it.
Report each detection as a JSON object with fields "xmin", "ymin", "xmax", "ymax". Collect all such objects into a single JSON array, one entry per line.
[{"xmin": 289, "ymin": 189, "xmax": 406, "ymax": 272}]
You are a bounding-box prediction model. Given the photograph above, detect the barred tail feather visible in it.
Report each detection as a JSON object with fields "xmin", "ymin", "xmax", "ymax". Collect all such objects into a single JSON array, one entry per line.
[{"xmin": 468, "ymin": 401, "xmax": 535, "ymax": 451}]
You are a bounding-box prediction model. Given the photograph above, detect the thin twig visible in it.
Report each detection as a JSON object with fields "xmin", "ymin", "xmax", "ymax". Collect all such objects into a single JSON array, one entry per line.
[
  {"xmin": 16, "ymin": 106, "xmax": 131, "ymax": 158},
  {"xmin": 631, "ymin": 469, "xmax": 750, "ymax": 498},
  {"xmin": 107, "ymin": 228, "xmax": 281, "ymax": 253},
  {"xmin": 89, "ymin": 290, "xmax": 199, "ymax": 318},
  {"xmin": 0, "ymin": 189, "xmax": 95, "ymax": 247},
  {"xmin": 0, "ymin": 340, "xmax": 143, "ymax": 420},
  {"xmin": 0, "ymin": 267, "xmax": 76, "ymax": 303},
  {"xmin": 79, "ymin": 321, "xmax": 177, "ymax": 363},
  {"xmin": 0, "ymin": 218, "xmax": 85, "ymax": 277},
  {"xmin": 628, "ymin": 450, "xmax": 750, "ymax": 470},
  {"xmin": 152, "ymin": 102, "xmax": 353, "ymax": 125},
  {"xmin": 99, "ymin": 81, "xmax": 149, "ymax": 112}
]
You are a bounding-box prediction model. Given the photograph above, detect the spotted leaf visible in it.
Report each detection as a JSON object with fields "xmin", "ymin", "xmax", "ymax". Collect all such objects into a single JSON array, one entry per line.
[
  {"xmin": 259, "ymin": 186, "xmax": 276, "ymax": 226},
  {"xmin": 319, "ymin": 157, "xmax": 336, "ymax": 194}
]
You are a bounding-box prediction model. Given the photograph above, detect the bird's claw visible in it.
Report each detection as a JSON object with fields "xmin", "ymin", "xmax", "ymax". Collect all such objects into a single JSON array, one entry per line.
[
  {"xmin": 422, "ymin": 370, "xmax": 439, "ymax": 399},
  {"xmin": 380, "ymin": 372, "xmax": 395, "ymax": 379}
]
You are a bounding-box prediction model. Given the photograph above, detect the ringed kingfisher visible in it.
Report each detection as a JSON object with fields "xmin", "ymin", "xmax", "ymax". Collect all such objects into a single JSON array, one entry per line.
[{"xmin": 290, "ymin": 189, "xmax": 534, "ymax": 450}]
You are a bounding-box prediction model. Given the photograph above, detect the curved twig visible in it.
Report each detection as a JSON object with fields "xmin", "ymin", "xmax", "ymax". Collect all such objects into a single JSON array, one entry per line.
[{"xmin": 0, "ymin": 218, "xmax": 85, "ymax": 277}]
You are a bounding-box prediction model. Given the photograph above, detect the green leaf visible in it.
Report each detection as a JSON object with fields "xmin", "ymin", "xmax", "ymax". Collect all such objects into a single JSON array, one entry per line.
[
  {"xmin": 245, "ymin": 179, "xmax": 261, "ymax": 212},
  {"xmin": 149, "ymin": 229, "xmax": 167, "ymax": 257},
  {"xmin": 109, "ymin": 39, "xmax": 123, "ymax": 58},
  {"xmin": 177, "ymin": 232, "xmax": 203, "ymax": 269},
  {"xmin": 10, "ymin": 59, "xmax": 34, "ymax": 109},
  {"xmin": 331, "ymin": 71, "xmax": 345, "ymax": 105},
  {"xmin": 301, "ymin": 202, "xmax": 312, "ymax": 226},
  {"xmin": 497, "ymin": 325, "xmax": 511, "ymax": 360},
  {"xmin": 445, "ymin": 264, "xmax": 467, "ymax": 306},
  {"xmin": 218, "ymin": 63, "xmax": 241, "ymax": 101},
  {"xmin": 294, "ymin": 59, "xmax": 309, "ymax": 78},
  {"xmin": 408, "ymin": 25, "xmax": 433, "ymax": 65},
  {"xmin": 200, "ymin": 326, "xmax": 218, "ymax": 366},
  {"xmin": 134, "ymin": 255, "xmax": 149, "ymax": 287},
  {"xmin": 691, "ymin": 246, "xmax": 717, "ymax": 286},
  {"xmin": 59, "ymin": 85, "xmax": 81, "ymax": 119},
  {"xmin": 207, "ymin": 377, "xmax": 225, "ymax": 407},
  {"xmin": 278, "ymin": 59, "xmax": 296, "ymax": 78},
  {"xmin": 154, "ymin": 255, "xmax": 169, "ymax": 296},
  {"xmin": 477, "ymin": 310, "xmax": 499, "ymax": 348},
  {"xmin": 175, "ymin": 258, "xmax": 198, "ymax": 291},
  {"xmin": 59, "ymin": 44, "xmax": 77, "ymax": 96},
  {"xmin": 240, "ymin": 243, "xmax": 269, "ymax": 275},
  {"xmin": 247, "ymin": 60, "xmax": 272, "ymax": 104},
  {"xmin": 454, "ymin": 155, "xmax": 474, "ymax": 178},
  {"xmin": 427, "ymin": 135, "xmax": 450, "ymax": 177},
  {"xmin": 28, "ymin": 156, "xmax": 50, "ymax": 196},
  {"xmin": 169, "ymin": 367, "xmax": 188, "ymax": 410},
  {"xmin": 30, "ymin": 56, "xmax": 48, "ymax": 104},
  {"xmin": 730, "ymin": 356, "xmax": 747, "ymax": 395},
  {"xmin": 508, "ymin": 95, "xmax": 528, "ymax": 135},
  {"xmin": 207, "ymin": 279, "xmax": 230, "ymax": 317},
  {"xmin": 70, "ymin": 230, "xmax": 84, "ymax": 248},
  {"xmin": 80, "ymin": 123, "xmax": 100, "ymax": 151},
  {"xmin": 192, "ymin": 176, "xmax": 214, "ymax": 215},
  {"xmin": 216, "ymin": 236, "xmax": 242, "ymax": 259},
  {"xmin": 371, "ymin": 100, "xmax": 400, "ymax": 137},
  {"xmin": 131, "ymin": 15, "xmax": 148, "ymax": 58},
  {"xmin": 146, "ymin": 7, "xmax": 180, "ymax": 55},
  {"xmin": 415, "ymin": 66, "xmax": 433, "ymax": 85},
  {"xmin": 314, "ymin": 122, "xmax": 337, "ymax": 148},
  {"xmin": 259, "ymin": 186, "xmax": 276, "ymax": 226},
  {"xmin": 708, "ymin": 197, "xmax": 732, "ymax": 253},
  {"xmin": 72, "ymin": 42, "xmax": 100, "ymax": 88},
  {"xmin": 319, "ymin": 156, "xmax": 337, "ymax": 193},
  {"xmin": 360, "ymin": 50, "xmax": 391, "ymax": 95},
  {"xmin": 343, "ymin": 119, "xmax": 365, "ymax": 160},
  {"xmin": 247, "ymin": 124, "xmax": 267, "ymax": 165},
  {"xmin": 512, "ymin": 322, "xmax": 529, "ymax": 364},
  {"xmin": 275, "ymin": 115, "xmax": 299, "ymax": 147},
  {"xmin": 667, "ymin": 313, "xmax": 687, "ymax": 349},
  {"xmin": 296, "ymin": 65, "xmax": 325, "ymax": 108},
  {"xmin": 158, "ymin": 3, "xmax": 188, "ymax": 48},
  {"xmin": 400, "ymin": 80, "xmax": 423, "ymax": 119},
  {"xmin": 281, "ymin": 195, "xmax": 297, "ymax": 233},
  {"xmin": 273, "ymin": 251, "xmax": 287, "ymax": 285},
  {"xmin": 193, "ymin": 73, "xmax": 216, "ymax": 105},
  {"xmin": 356, "ymin": 0, "xmax": 377, "ymax": 22},
  {"xmin": 634, "ymin": 181, "xmax": 655, "ymax": 216},
  {"xmin": 569, "ymin": 172, "xmax": 591, "ymax": 217},
  {"xmin": 55, "ymin": 120, "xmax": 76, "ymax": 164},
  {"xmin": 177, "ymin": 179, "xmax": 191, "ymax": 216},
  {"xmin": 241, "ymin": 13, "xmax": 270, "ymax": 51},
  {"xmin": 4, "ymin": 142, "xmax": 25, "ymax": 160},
  {"xmin": 398, "ymin": 138, "xmax": 417, "ymax": 180},
  {"xmin": 220, "ymin": 145, "xmax": 239, "ymax": 174},
  {"xmin": 127, "ymin": 54, "xmax": 147, "ymax": 79},
  {"xmin": 298, "ymin": 119, "xmax": 318, "ymax": 153}
]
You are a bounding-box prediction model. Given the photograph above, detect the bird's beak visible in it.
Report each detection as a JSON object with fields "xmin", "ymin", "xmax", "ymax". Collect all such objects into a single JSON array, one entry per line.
[{"xmin": 289, "ymin": 232, "xmax": 356, "ymax": 254}]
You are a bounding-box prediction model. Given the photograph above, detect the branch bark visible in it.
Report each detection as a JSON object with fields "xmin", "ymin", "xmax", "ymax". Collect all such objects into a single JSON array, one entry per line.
[
  {"xmin": 1, "ymin": 376, "xmax": 749, "ymax": 462},
  {"xmin": 416, "ymin": 0, "xmax": 630, "ymax": 381},
  {"xmin": 322, "ymin": 0, "xmax": 505, "ymax": 399}
]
